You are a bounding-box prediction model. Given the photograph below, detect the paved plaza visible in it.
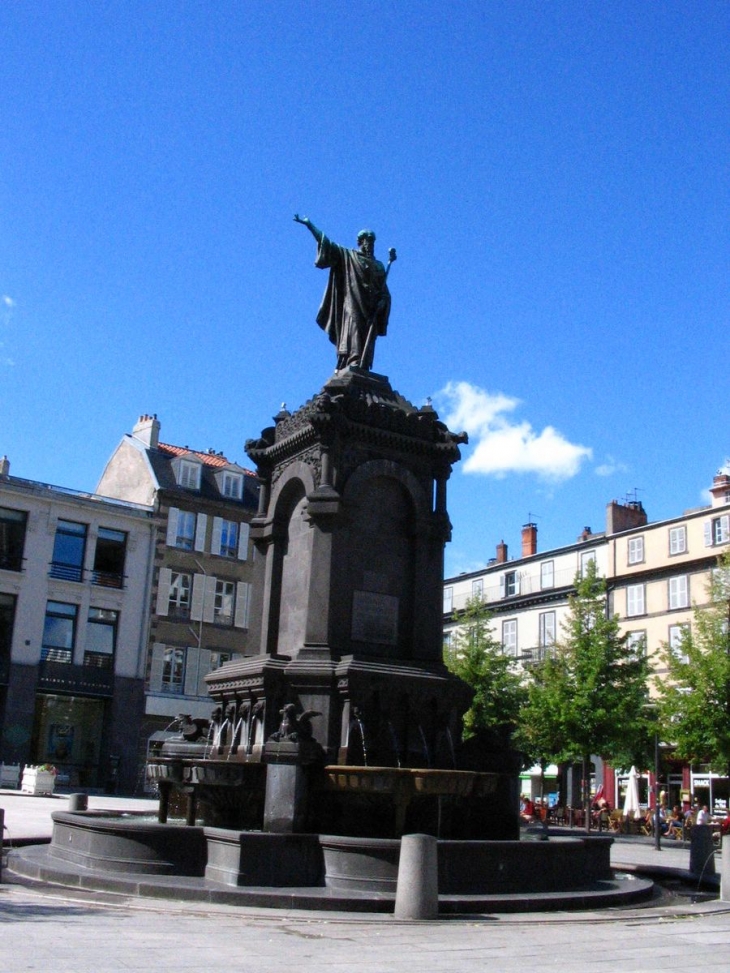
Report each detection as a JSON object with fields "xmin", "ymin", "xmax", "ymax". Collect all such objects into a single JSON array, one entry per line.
[{"xmin": 2, "ymin": 789, "xmax": 730, "ymax": 972}]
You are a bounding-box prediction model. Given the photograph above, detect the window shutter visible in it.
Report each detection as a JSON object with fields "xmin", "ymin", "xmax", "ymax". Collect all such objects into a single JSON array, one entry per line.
[
  {"xmin": 721, "ymin": 515, "xmax": 730, "ymax": 543},
  {"xmin": 166, "ymin": 508, "xmax": 179, "ymax": 547},
  {"xmin": 499, "ymin": 575, "xmax": 505, "ymax": 598},
  {"xmin": 197, "ymin": 649, "xmax": 212, "ymax": 696},
  {"xmin": 238, "ymin": 522, "xmax": 250, "ymax": 561},
  {"xmin": 191, "ymin": 573, "xmax": 206, "ymax": 621},
  {"xmin": 211, "ymin": 517, "xmax": 223, "ymax": 556},
  {"xmin": 149, "ymin": 643, "xmax": 166, "ymax": 692},
  {"xmin": 203, "ymin": 575, "xmax": 217, "ymax": 623},
  {"xmin": 704, "ymin": 521, "xmax": 713, "ymax": 547},
  {"xmin": 235, "ymin": 581, "xmax": 251, "ymax": 628},
  {"xmin": 194, "ymin": 514, "xmax": 207, "ymax": 552},
  {"xmin": 183, "ymin": 647, "xmax": 199, "ymax": 697},
  {"xmin": 155, "ymin": 568, "xmax": 172, "ymax": 616},
  {"xmin": 514, "ymin": 573, "xmax": 521, "ymax": 595}
]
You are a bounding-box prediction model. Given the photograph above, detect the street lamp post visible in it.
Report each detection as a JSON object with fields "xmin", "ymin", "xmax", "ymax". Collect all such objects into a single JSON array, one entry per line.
[{"xmin": 654, "ymin": 728, "xmax": 661, "ymax": 852}]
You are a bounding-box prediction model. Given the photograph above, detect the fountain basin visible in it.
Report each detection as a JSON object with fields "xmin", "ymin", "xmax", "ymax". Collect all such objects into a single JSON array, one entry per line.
[{"xmin": 49, "ymin": 811, "xmax": 206, "ymax": 876}]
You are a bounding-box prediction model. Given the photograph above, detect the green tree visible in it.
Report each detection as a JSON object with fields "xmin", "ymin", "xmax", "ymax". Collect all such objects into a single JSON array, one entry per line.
[
  {"xmin": 656, "ymin": 549, "xmax": 730, "ymax": 774},
  {"xmin": 518, "ymin": 560, "xmax": 652, "ymax": 820},
  {"xmin": 445, "ymin": 596, "xmax": 526, "ymax": 740}
]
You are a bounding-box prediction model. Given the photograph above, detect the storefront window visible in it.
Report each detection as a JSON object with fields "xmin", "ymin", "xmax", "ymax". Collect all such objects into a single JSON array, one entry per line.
[{"xmin": 31, "ymin": 694, "xmax": 105, "ymax": 787}]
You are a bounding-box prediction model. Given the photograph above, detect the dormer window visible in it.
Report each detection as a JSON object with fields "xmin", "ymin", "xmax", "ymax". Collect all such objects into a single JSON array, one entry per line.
[
  {"xmin": 222, "ymin": 472, "xmax": 242, "ymax": 499},
  {"xmin": 172, "ymin": 457, "xmax": 202, "ymax": 491},
  {"xmin": 215, "ymin": 467, "xmax": 245, "ymax": 500}
]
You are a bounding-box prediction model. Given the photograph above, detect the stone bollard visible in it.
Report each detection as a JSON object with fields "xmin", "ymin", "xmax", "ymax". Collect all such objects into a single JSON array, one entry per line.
[
  {"xmin": 68, "ymin": 793, "xmax": 88, "ymax": 812},
  {"xmin": 690, "ymin": 824, "xmax": 716, "ymax": 879},
  {"xmin": 722, "ymin": 834, "xmax": 730, "ymax": 902},
  {"xmin": 394, "ymin": 833, "xmax": 438, "ymax": 920}
]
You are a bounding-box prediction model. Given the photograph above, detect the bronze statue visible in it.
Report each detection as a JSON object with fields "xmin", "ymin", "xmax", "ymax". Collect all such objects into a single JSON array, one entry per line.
[{"xmin": 294, "ymin": 215, "xmax": 396, "ymax": 370}]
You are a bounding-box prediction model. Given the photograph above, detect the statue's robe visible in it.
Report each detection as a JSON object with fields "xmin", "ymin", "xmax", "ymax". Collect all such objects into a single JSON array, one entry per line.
[{"xmin": 315, "ymin": 235, "xmax": 391, "ymax": 369}]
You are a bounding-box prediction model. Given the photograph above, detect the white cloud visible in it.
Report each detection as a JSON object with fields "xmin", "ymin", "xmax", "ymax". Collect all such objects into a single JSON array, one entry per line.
[
  {"xmin": 2, "ymin": 295, "xmax": 15, "ymax": 308},
  {"xmin": 435, "ymin": 380, "xmax": 592, "ymax": 482},
  {"xmin": 595, "ymin": 455, "xmax": 629, "ymax": 477}
]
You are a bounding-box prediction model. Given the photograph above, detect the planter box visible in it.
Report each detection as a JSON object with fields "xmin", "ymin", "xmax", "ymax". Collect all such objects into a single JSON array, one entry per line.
[{"xmin": 21, "ymin": 767, "xmax": 57, "ymax": 796}]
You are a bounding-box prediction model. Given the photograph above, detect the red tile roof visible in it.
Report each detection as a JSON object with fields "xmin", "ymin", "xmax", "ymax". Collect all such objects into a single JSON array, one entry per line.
[{"xmin": 159, "ymin": 443, "xmax": 255, "ymax": 476}]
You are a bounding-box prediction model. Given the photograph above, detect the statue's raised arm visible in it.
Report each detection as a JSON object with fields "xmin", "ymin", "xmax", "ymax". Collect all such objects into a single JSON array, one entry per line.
[
  {"xmin": 294, "ymin": 216, "xmax": 394, "ymax": 372},
  {"xmin": 293, "ymin": 214, "xmax": 324, "ymax": 244}
]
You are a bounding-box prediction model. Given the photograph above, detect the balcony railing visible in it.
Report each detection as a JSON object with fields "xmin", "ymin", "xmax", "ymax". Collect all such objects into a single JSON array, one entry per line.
[
  {"xmin": 49, "ymin": 562, "xmax": 84, "ymax": 582},
  {"xmin": 37, "ymin": 659, "xmax": 115, "ymax": 696},
  {"xmin": 90, "ymin": 569, "xmax": 124, "ymax": 589},
  {"xmin": 447, "ymin": 566, "xmax": 577, "ymax": 614}
]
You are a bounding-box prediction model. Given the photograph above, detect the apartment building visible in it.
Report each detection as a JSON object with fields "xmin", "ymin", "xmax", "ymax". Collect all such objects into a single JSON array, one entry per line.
[
  {"xmin": 443, "ymin": 472, "xmax": 730, "ymax": 811},
  {"xmin": 96, "ymin": 415, "xmax": 261, "ymax": 758},
  {"xmin": 0, "ymin": 457, "xmax": 155, "ymax": 793}
]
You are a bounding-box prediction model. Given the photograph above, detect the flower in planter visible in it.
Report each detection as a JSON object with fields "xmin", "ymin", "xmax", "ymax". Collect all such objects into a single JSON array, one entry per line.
[{"xmin": 37, "ymin": 764, "xmax": 58, "ymax": 775}]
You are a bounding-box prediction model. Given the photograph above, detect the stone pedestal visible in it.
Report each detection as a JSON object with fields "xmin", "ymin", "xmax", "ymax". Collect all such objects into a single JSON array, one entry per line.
[
  {"xmin": 263, "ymin": 739, "xmax": 323, "ymax": 833},
  {"xmin": 206, "ymin": 369, "xmax": 471, "ymax": 775}
]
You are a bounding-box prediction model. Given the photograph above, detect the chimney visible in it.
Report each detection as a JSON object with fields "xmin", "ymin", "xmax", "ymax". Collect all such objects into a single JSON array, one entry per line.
[
  {"xmin": 606, "ymin": 499, "xmax": 648, "ymax": 535},
  {"xmin": 496, "ymin": 540, "xmax": 508, "ymax": 564},
  {"xmin": 0, "ymin": 455, "xmax": 9, "ymax": 476},
  {"xmin": 521, "ymin": 523, "xmax": 537, "ymax": 558},
  {"xmin": 132, "ymin": 414, "xmax": 160, "ymax": 450},
  {"xmin": 710, "ymin": 471, "xmax": 730, "ymax": 508}
]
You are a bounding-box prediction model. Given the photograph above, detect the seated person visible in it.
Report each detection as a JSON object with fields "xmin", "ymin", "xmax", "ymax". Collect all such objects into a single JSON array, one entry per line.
[
  {"xmin": 520, "ymin": 797, "xmax": 536, "ymax": 822},
  {"xmin": 665, "ymin": 805, "xmax": 683, "ymax": 839}
]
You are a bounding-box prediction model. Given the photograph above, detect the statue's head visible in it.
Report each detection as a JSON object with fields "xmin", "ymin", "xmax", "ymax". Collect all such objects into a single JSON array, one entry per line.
[{"xmin": 357, "ymin": 229, "xmax": 376, "ymax": 255}]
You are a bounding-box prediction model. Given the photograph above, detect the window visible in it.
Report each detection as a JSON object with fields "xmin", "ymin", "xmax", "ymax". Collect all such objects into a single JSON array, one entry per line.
[
  {"xmin": 222, "ymin": 473, "xmax": 242, "ymax": 499},
  {"xmin": 210, "ymin": 651, "xmax": 232, "ymax": 671},
  {"xmin": 705, "ymin": 515, "xmax": 730, "ymax": 547},
  {"xmin": 0, "ymin": 593, "xmax": 16, "ymax": 673},
  {"xmin": 162, "ymin": 646, "xmax": 185, "ymax": 693},
  {"xmin": 669, "ymin": 575, "xmax": 689, "ymax": 610},
  {"xmin": 443, "ymin": 631, "xmax": 453, "ymax": 652},
  {"xmin": 166, "ymin": 508, "xmax": 206, "ymax": 551},
  {"xmin": 0, "ymin": 506, "xmax": 27, "ymax": 571},
  {"xmin": 669, "ymin": 525, "xmax": 687, "ymax": 556},
  {"xmin": 538, "ymin": 611, "xmax": 556, "ymax": 648},
  {"xmin": 540, "ymin": 561, "xmax": 554, "ymax": 589},
  {"xmin": 502, "ymin": 619, "xmax": 517, "ymax": 656},
  {"xmin": 626, "ymin": 584, "xmax": 645, "ymax": 617},
  {"xmin": 175, "ymin": 511, "xmax": 196, "ymax": 550},
  {"xmin": 217, "ymin": 519, "xmax": 239, "ymax": 558},
  {"xmin": 503, "ymin": 571, "xmax": 519, "ymax": 598},
  {"xmin": 42, "ymin": 601, "xmax": 77, "ymax": 663},
  {"xmin": 168, "ymin": 572, "xmax": 192, "ymax": 618},
  {"xmin": 472, "ymin": 578, "xmax": 483, "ymax": 600},
  {"xmin": 443, "ymin": 587, "xmax": 453, "ymax": 613},
  {"xmin": 214, "ymin": 580, "xmax": 235, "ymax": 625},
  {"xmin": 628, "ymin": 536, "xmax": 644, "ymax": 565},
  {"xmin": 178, "ymin": 460, "xmax": 201, "ymax": 490},
  {"xmin": 84, "ymin": 608, "xmax": 118, "ymax": 669},
  {"xmin": 626, "ymin": 631, "xmax": 646, "ymax": 657},
  {"xmin": 92, "ymin": 528, "xmax": 126, "ymax": 587},
  {"xmin": 669, "ymin": 624, "xmax": 690, "ymax": 663},
  {"xmin": 50, "ymin": 520, "xmax": 87, "ymax": 581},
  {"xmin": 580, "ymin": 550, "xmax": 596, "ymax": 577}
]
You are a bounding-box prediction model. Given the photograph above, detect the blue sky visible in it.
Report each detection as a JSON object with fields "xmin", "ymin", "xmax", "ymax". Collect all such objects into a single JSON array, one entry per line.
[{"xmin": 1, "ymin": 1, "xmax": 728, "ymax": 578}]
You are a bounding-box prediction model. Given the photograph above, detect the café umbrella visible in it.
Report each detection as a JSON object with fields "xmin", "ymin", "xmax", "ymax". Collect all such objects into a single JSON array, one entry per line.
[{"xmin": 622, "ymin": 765, "xmax": 642, "ymax": 820}]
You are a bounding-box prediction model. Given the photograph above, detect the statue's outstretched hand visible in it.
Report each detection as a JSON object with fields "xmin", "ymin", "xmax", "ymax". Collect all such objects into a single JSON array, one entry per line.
[{"xmin": 293, "ymin": 213, "xmax": 309, "ymax": 225}]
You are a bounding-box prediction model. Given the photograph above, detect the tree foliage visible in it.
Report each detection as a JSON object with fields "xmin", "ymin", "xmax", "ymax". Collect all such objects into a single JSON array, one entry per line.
[
  {"xmin": 518, "ymin": 560, "xmax": 652, "ymax": 771},
  {"xmin": 445, "ymin": 596, "xmax": 526, "ymax": 740},
  {"xmin": 656, "ymin": 549, "xmax": 730, "ymax": 773}
]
